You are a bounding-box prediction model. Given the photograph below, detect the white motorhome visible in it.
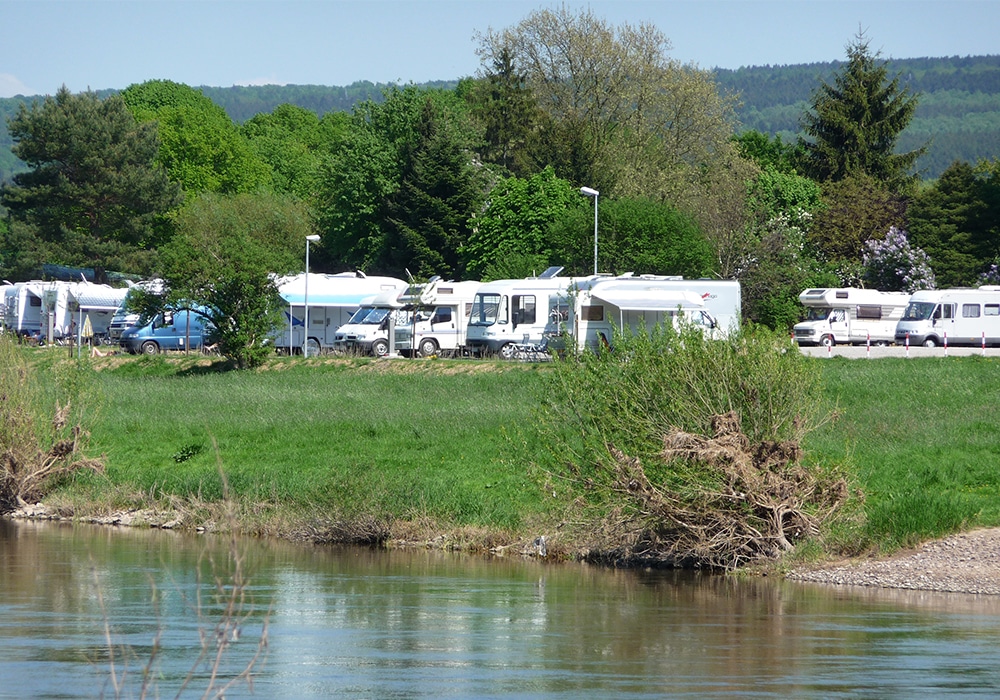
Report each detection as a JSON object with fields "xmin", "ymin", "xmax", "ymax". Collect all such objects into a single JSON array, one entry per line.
[
  {"xmin": 794, "ymin": 288, "xmax": 911, "ymax": 347},
  {"xmin": 331, "ymin": 288, "xmax": 407, "ymax": 356},
  {"xmin": 394, "ymin": 278, "xmax": 481, "ymax": 357},
  {"xmin": 40, "ymin": 281, "xmax": 129, "ymax": 344},
  {"xmin": 895, "ymin": 287, "xmax": 1000, "ymax": 347},
  {"xmin": 275, "ymin": 272, "xmax": 407, "ymax": 355},
  {"xmin": 466, "ymin": 267, "xmax": 577, "ymax": 359},
  {"xmin": 568, "ymin": 275, "xmax": 732, "ymax": 352}
]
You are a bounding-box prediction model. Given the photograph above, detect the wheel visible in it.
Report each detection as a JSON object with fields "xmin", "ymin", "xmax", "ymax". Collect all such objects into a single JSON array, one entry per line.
[
  {"xmin": 874, "ymin": 340, "xmax": 890, "ymax": 347},
  {"xmin": 141, "ymin": 340, "xmax": 159, "ymax": 355},
  {"xmin": 371, "ymin": 339, "xmax": 389, "ymax": 357},
  {"xmin": 923, "ymin": 337, "xmax": 938, "ymax": 348},
  {"xmin": 305, "ymin": 338, "xmax": 321, "ymax": 357},
  {"xmin": 819, "ymin": 335, "xmax": 834, "ymax": 348},
  {"xmin": 418, "ymin": 338, "xmax": 439, "ymax": 357},
  {"xmin": 499, "ymin": 342, "xmax": 516, "ymax": 360}
]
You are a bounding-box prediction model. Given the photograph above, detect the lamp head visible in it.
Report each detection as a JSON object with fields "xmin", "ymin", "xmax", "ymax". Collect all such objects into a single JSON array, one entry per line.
[{"xmin": 580, "ymin": 187, "xmax": 599, "ymax": 197}]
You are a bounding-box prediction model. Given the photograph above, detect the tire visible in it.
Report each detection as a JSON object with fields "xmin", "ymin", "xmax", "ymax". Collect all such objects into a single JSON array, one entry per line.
[
  {"xmin": 923, "ymin": 337, "xmax": 938, "ymax": 348},
  {"xmin": 305, "ymin": 338, "xmax": 321, "ymax": 357},
  {"xmin": 371, "ymin": 339, "xmax": 389, "ymax": 357},
  {"xmin": 819, "ymin": 335, "xmax": 834, "ymax": 348},
  {"xmin": 141, "ymin": 340, "xmax": 159, "ymax": 355},
  {"xmin": 498, "ymin": 342, "xmax": 516, "ymax": 360},
  {"xmin": 874, "ymin": 340, "xmax": 890, "ymax": 347},
  {"xmin": 418, "ymin": 338, "xmax": 439, "ymax": 357}
]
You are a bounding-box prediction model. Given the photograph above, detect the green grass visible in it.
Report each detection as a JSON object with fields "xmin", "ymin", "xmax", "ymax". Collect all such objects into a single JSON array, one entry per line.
[
  {"xmin": 22, "ymin": 346, "xmax": 1000, "ymax": 557},
  {"xmin": 805, "ymin": 356, "xmax": 1000, "ymax": 550}
]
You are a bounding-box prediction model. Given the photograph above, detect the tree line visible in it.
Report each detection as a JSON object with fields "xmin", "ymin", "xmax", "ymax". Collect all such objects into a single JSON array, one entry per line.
[{"xmin": 2, "ymin": 8, "xmax": 999, "ymax": 368}]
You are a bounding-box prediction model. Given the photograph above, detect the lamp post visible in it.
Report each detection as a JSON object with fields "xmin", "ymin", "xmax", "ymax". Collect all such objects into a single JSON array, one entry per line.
[
  {"xmin": 580, "ymin": 187, "xmax": 599, "ymax": 275},
  {"xmin": 303, "ymin": 234, "xmax": 321, "ymax": 357}
]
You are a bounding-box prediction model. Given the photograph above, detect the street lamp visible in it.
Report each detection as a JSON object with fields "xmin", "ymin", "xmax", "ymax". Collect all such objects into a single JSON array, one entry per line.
[
  {"xmin": 580, "ymin": 186, "xmax": 599, "ymax": 275},
  {"xmin": 303, "ymin": 234, "xmax": 321, "ymax": 357}
]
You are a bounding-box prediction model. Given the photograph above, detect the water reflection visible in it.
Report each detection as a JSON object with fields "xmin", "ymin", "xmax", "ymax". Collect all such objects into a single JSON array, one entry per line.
[{"xmin": 2, "ymin": 519, "xmax": 1000, "ymax": 698}]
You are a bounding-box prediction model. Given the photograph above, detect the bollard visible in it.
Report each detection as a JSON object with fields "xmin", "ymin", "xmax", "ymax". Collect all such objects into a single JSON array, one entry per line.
[{"xmin": 944, "ymin": 332, "xmax": 948, "ymax": 357}]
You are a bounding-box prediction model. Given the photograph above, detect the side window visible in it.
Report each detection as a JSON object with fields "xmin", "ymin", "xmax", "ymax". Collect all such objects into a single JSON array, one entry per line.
[
  {"xmin": 512, "ymin": 295, "xmax": 536, "ymax": 325},
  {"xmin": 832, "ymin": 309, "xmax": 846, "ymax": 322},
  {"xmin": 986, "ymin": 304, "xmax": 1000, "ymax": 317},
  {"xmin": 29, "ymin": 296, "xmax": 42, "ymax": 307},
  {"xmin": 163, "ymin": 310, "xmax": 175, "ymax": 327},
  {"xmin": 582, "ymin": 305, "xmax": 604, "ymax": 321},
  {"xmin": 963, "ymin": 304, "xmax": 981, "ymax": 318},
  {"xmin": 432, "ymin": 307, "xmax": 452, "ymax": 324}
]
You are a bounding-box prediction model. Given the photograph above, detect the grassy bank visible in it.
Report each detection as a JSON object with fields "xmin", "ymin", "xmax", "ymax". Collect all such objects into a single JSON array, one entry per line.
[{"xmin": 14, "ymin": 346, "xmax": 1000, "ymax": 560}]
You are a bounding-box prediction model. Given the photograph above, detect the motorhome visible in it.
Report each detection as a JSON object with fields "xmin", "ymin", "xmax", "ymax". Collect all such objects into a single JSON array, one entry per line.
[
  {"xmin": 466, "ymin": 267, "xmax": 577, "ymax": 359},
  {"xmin": 895, "ymin": 287, "xmax": 1000, "ymax": 347},
  {"xmin": 568, "ymin": 275, "xmax": 734, "ymax": 352},
  {"xmin": 793, "ymin": 288, "xmax": 911, "ymax": 347},
  {"xmin": 119, "ymin": 307, "xmax": 214, "ymax": 354},
  {"xmin": 394, "ymin": 278, "xmax": 482, "ymax": 357},
  {"xmin": 275, "ymin": 272, "xmax": 408, "ymax": 355},
  {"xmin": 331, "ymin": 288, "xmax": 409, "ymax": 356},
  {"xmin": 39, "ymin": 281, "xmax": 129, "ymax": 344}
]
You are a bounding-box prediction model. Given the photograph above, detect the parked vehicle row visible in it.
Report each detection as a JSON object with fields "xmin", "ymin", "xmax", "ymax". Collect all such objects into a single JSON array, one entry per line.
[
  {"xmin": 793, "ymin": 286, "xmax": 1000, "ymax": 348},
  {"xmin": 1, "ymin": 279, "xmax": 129, "ymax": 345}
]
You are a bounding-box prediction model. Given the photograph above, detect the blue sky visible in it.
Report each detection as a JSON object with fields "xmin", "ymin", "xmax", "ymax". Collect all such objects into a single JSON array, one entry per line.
[{"xmin": 2, "ymin": 0, "xmax": 998, "ymax": 98}]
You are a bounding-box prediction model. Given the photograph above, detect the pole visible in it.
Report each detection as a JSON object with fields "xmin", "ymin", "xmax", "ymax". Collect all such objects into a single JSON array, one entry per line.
[
  {"xmin": 593, "ymin": 192, "xmax": 598, "ymax": 276},
  {"xmin": 303, "ymin": 241, "xmax": 310, "ymax": 357}
]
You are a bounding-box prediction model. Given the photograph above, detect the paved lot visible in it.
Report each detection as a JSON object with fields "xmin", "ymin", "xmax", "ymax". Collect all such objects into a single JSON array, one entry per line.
[{"xmin": 797, "ymin": 344, "xmax": 1000, "ymax": 359}]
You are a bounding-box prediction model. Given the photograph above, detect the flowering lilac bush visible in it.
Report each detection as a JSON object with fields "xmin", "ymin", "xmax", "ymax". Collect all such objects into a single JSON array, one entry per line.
[
  {"xmin": 977, "ymin": 263, "xmax": 1000, "ymax": 286},
  {"xmin": 862, "ymin": 227, "xmax": 936, "ymax": 292}
]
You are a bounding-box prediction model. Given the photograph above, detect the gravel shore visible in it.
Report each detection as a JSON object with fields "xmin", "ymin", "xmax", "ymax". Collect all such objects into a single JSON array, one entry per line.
[{"xmin": 787, "ymin": 527, "xmax": 1000, "ymax": 595}]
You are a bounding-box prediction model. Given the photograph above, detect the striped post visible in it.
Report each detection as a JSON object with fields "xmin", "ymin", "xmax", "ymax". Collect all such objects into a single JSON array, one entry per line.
[
  {"xmin": 866, "ymin": 331, "xmax": 871, "ymax": 359},
  {"xmin": 944, "ymin": 331, "xmax": 948, "ymax": 357},
  {"xmin": 984, "ymin": 331, "xmax": 987, "ymax": 357},
  {"xmin": 905, "ymin": 331, "xmax": 910, "ymax": 358}
]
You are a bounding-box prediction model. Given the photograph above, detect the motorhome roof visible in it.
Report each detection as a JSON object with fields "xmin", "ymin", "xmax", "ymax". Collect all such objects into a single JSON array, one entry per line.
[{"xmin": 590, "ymin": 287, "xmax": 705, "ymax": 311}]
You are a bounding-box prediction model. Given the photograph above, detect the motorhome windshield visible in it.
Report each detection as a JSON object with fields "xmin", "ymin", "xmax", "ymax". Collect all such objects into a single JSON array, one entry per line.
[
  {"xmin": 350, "ymin": 307, "xmax": 392, "ymax": 325},
  {"xmin": 902, "ymin": 302, "xmax": 936, "ymax": 321},
  {"xmin": 804, "ymin": 307, "xmax": 832, "ymax": 321},
  {"xmin": 470, "ymin": 293, "xmax": 502, "ymax": 326}
]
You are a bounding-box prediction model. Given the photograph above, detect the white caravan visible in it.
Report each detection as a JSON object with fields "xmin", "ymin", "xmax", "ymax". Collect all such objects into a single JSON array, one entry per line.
[
  {"xmin": 794, "ymin": 288, "xmax": 911, "ymax": 347},
  {"xmin": 466, "ymin": 267, "xmax": 577, "ymax": 359},
  {"xmin": 275, "ymin": 272, "xmax": 407, "ymax": 355},
  {"xmin": 40, "ymin": 280, "xmax": 130, "ymax": 344},
  {"xmin": 394, "ymin": 278, "xmax": 482, "ymax": 357},
  {"xmin": 2, "ymin": 281, "xmax": 45, "ymax": 338},
  {"xmin": 568, "ymin": 275, "xmax": 737, "ymax": 352},
  {"xmin": 331, "ymin": 288, "xmax": 407, "ymax": 356},
  {"xmin": 895, "ymin": 287, "xmax": 1000, "ymax": 347}
]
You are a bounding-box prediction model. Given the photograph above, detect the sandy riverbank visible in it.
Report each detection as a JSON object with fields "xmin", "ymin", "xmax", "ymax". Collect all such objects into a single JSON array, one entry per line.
[{"xmin": 787, "ymin": 528, "xmax": 1000, "ymax": 595}]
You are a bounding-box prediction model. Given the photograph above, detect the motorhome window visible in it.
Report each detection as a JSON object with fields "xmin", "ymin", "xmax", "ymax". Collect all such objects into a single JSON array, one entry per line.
[
  {"xmin": 986, "ymin": 304, "xmax": 1000, "ymax": 316},
  {"xmin": 363, "ymin": 308, "xmax": 390, "ymax": 324},
  {"xmin": 831, "ymin": 309, "xmax": 846, "ymax": 322},
  {"xmin": 856, "ymin": 305, "xmax": 882, "ymax": 320},
  {"xmin": 835, "ymin": 291, "xmax": 849, "ymax": 299},
  {"xmin": 903, "ymin": 302, "xmax": 934, "ymax": 320},
  {"xmin": 29, "ymin": 296, "xmax": 41, "ymax": 307},
  {"xmin": 513, "ymin": 295, "xmax": 536, "ymax": 325},
  {"xmin": 804, "ymin": 307, "xmax": 831, "ymax": 321},
  {"xmin": 963, "ymin": 304, "xmax": 981, "ymax": 318},
  {"xmin": 550, "ymin": 302, "xmax": 569, "ymax": 323},
  {"xmin": 348, "ymin": 307, "xmax": 369, "ymax": 323},
  {"xmin": 471, "ymin": 293, "xmax": 501, "ymax": 325},
  {"xmin": 582, "ymin": 305, "xmax": 604, "ymax": 322},
  {"xmin": 163, "ymin": 311, "xmax": 174, "ymax": 326},
  {"xmin": 432, "ymin": 307, "xmax": 452, "ymax": 324}
]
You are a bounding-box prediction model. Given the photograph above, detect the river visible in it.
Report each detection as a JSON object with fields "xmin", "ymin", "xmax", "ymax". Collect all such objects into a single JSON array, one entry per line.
[{"xmin": 2, "ymin": 519, "xmax": 1000, "ymax": 698}]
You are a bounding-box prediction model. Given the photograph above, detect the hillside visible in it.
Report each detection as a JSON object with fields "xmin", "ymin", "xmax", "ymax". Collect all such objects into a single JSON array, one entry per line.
[{"xmin": 2, "ymin": 56, "xmax": 999, "ymax": 182}]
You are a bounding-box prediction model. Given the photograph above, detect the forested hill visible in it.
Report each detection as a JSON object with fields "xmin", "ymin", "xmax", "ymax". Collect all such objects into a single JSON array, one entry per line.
[
  {"xmin": 715, "ymin": 54, "xmax": 1000, "ymax": 179},
  {"xmin": 2, "ymin": 56, "xmax": 999, "ymax": 181}
]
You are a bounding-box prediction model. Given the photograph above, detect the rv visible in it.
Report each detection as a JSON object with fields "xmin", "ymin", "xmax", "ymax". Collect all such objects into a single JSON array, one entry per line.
[
  {"xmin": 568, "ymin": 275, "xmax": 735, "ymax": 352},
  {"xmin": 39, "ymin": 280, "xmax": 129, "ymax": 345},
  {"xmin": 275, "ymin": 272, "xmax": 408, "ymax": 355},
  {"xmin": 794, "ymin": 288, "xmax": 911, "ymax": 347},
  {"xmin": 466, "ymin": 267, "xmax": 576, "ymax": 359},
  {"xmin": 119, "ymin": 307, "xmax": 214, "ymax": 354},
  {"xmin": 394, "ymin": 278, "xmax": 482, "ymax": 357},
  {"xmin": 2, "ymin": 282, "xmax": 45, "ymax": 338},
  {"xmin": 895, "ymin": 287, "xmax": 1000, "ymax": 347},
  {"xmin": 331, "ymin": 288, "xmax": 408, "ymax": 356}
]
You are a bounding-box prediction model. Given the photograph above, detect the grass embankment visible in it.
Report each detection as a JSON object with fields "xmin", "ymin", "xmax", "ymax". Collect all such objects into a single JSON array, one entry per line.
[{"xmin": 16, "ymin": 346, "xmax": 1000, "ymax": 560}]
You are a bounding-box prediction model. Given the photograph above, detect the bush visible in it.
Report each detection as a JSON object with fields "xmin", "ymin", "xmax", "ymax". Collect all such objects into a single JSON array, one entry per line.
[{"xmin": 538, "ymin": 323, "xmax": 850, "ymax": 569}]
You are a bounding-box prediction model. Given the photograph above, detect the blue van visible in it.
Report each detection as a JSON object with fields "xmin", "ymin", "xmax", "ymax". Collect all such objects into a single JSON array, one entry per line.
[{"xmin": 119, "ymin": 308, "xmax": 214, "ymax": 354}]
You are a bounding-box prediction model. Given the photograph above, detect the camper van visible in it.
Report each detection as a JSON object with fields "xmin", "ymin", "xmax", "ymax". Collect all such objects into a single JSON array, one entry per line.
[
  {"xmin": 394, "ymin": 278, "xmax": 481, "ymax": 357},
  {"xmin": 119, "ymin": 307, "xmax": 213, "ymax": 354},
  {"xmin": 38, "ymin": 281, "xmax": 129, "ymax": 345},
  {"xmin": 895, "ymin": 287, "xmax": 1000, "ymax": 347},
  {"xmin": 466, "ymin": 268, "xmax": 576, "ymax": 359},
  {"xmin": 568, "ymin": 275, "xmax": 734, "ymax": 352},
  {"xmin": 794, "ymin": 288, "xmax": 911, "ymax": 347},
  {"xmin": 2, "ymin": 282, "xmax": 45, "ymax": 338},
  {"xmin": 275, "ymin": 272, "xmax": 408, "ymax": 355},
  {"xmin": 331, "ymin": 288, "xmax": 409, "ymax": 356}
]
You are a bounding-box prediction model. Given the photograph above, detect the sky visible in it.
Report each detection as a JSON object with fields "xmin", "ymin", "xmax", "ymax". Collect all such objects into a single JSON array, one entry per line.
[{"xmin": 1, "ymin": 0, "xmax": 998, "ymax": 98}]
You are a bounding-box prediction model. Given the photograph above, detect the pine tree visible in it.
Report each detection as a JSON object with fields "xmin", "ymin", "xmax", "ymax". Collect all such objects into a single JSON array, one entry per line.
[{"xmin": 799, "ymin": 31, "xmax": 924, "ymax": 193}]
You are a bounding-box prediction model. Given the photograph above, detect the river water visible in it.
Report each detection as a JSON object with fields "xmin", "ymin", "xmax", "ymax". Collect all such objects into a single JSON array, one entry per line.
[{"xmin": 3, "ymin": 520, "xmax": 1000, "ymax": 699}]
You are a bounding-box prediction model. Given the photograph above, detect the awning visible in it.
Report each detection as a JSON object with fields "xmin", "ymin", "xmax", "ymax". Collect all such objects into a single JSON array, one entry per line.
[{"xmin": 590, "ymin": 288, "xmax": 705, "ymax": 312}]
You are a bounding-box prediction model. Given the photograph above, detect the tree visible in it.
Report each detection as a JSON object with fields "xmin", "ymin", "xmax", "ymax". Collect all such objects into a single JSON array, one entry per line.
[
  {"xmin": 158, "ymin": 192, "xmax": 311, "ymax": 369},
  {"xmin": 461, "ymin": 167, "xmax": 578, "ymax": 280},
  {"xmin": 0, "ymin": 87, "xmax": 182, "ymax": 281},
  {"xmin": 798, "ymin": 31, "xmax": 924, "ymax": 193},
  {"xmin": 862, "ymin": 226, "xmax": 936, "ymax": 292},
  {"xmin": 121, "ymin": 80, "xmax": 272, "ymax": 195},
  {"xmin": 547, "ymin": 196, "xmax": 715, "ymax": 278},
  {"xmin": 476, "ymin": 7, "xmax": 739, "ymax": 200}
]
